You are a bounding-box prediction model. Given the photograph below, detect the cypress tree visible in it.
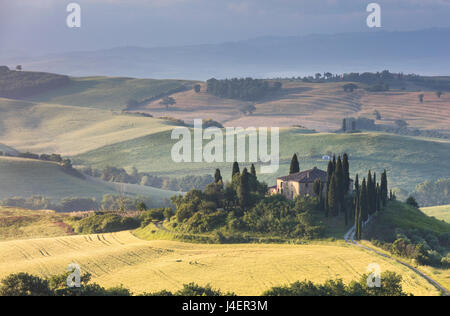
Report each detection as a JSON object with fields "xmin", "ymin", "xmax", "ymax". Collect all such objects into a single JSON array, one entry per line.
[
  {"xmin": 239, "ymin": 168, "xmax": 251, "ymax": 210},
  {"xmin": 289, "ymin": 154, "xmax": 300, "ymax": 174},
  {"xmin": 328, "ymin": 176, "xmax": 338, "ymax": 217},
  {"xmin": 367, "ymin": 171, "xmax": 376, "ymax": 215},
  {"xmin": 354, "ymin": 196, "xmax": 361, "ymax": 240},
  {"xmin": 360, "ymin": 178, "xmax": 369, "ymax": 223},
  {"xmin": 332, "ymin": 155, "xmax": 336, "ymax": 170},
  {"xmin": 335, "ymin": 156, "xmax": 345, "ymax": 215},
  {"xmin": 380, "ymin": 170, "xmax": 388, "ymax": 207},
  {"xmin": 342, "ymin": 118, "xmax": 347, "ymax": 132},
  {"xmin": 325, "ymin": 160, "xmax": 334, "ymax": 216},
  {"xmin": 354, "ymin": 174, "xmax": 360, "ymax": 193},
  {"xmin": 313, "ymin": 179, "xmax": 322, "ymax": 197},
  {"xmin": 342, "ymin": 153, "xmax": 350, "ymax": 194},
  {"xmin": 376, "ymin": 183, "xmax": 381, "ymax": 213},
  {"xmin": 249, "ymin": 164, "xmax": 258, "ymax": 192},
  {"xmin": 214, "ymin": 169, "xmax": 223, "ymax": 184},
  {"xmin": 232, "ymin": 162, "xmax": 240, "ymax": 177}
]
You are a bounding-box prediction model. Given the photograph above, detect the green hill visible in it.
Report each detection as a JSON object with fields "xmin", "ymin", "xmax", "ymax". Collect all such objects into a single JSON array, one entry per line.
[
  {"xmin": 73, "ymin": 130, "xmax": 450, "ymax": 193},
  {"xmin": 0, "ymin": 157, "xmax": 177, "ymax": 204},
  {"xmin": 0, "ymin": 98, "xmax": 175, "ymax": 155},
  {"xmin": 26, "ymin": 76, "xmax": 195, "ymax": 110},
  {"xmin": 421, "ymin": 205, "xmax": 450, "ymax": 223}
]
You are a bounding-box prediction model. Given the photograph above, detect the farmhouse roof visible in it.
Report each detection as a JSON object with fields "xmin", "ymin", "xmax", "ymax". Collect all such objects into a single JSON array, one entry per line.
[{"xmin": 277, "ymin": 167, "xmax": 327, "ymax": 183}]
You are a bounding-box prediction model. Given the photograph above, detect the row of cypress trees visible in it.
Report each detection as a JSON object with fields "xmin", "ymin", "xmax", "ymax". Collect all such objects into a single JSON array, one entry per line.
[
  {"xmin": 288, "ymin": 153, "xmax": 389, "ymax": 235},
  {"xmin": 354, "ymin": 170, "xmax": 389, "ymax": 240}
]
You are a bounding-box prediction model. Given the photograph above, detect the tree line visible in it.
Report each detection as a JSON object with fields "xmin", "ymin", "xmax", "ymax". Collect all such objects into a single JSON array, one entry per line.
[
  {"xmin": 206, "ymin": 78, "xmax": 282, "ymax": 101},
  {"xmin": 82, "ymin": 166, "xmax": 214, "ymax": 192},
  {"xmin": 0, "ymin": 270, "xmax": 411, "ymax": 296}
]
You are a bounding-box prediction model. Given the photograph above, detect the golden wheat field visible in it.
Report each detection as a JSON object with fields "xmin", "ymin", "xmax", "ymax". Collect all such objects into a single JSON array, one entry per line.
[{"xmin": 0, "ymin": 231, "xmax": 440, "ymax": 296}]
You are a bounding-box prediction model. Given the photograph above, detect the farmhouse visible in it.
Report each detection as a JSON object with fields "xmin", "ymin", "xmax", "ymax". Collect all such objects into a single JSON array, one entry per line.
[{"xmin": 271, "ymin": 167, "xmax": 353, "ymax": 200}]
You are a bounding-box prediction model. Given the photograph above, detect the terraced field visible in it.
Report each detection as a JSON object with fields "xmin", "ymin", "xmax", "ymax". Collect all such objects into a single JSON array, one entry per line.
[{"xmin": 0, "ymin": 231, "xmax": 441, "ymax": 296}]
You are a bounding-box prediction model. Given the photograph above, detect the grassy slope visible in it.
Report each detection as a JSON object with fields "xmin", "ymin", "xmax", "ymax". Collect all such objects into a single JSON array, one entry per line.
[
  {"xmin": 0, "ymin": 230, "xmax": 439, "ymax": 296},
  {"xmin": 364, "ymin": 202, "xmax": 450, "ymax": 290},
  {"xmin": 421, "ymin": 205, "xmax": 450, "ymax": 224},
  {"xmin": 74, "ymin": 130, "xmax": 450, "ymax": 192},
  {"xmin": 372, "ymin": 201, "xmax": 450, "ymax": 235},
  {"xmin": 27, "ymin": 77, "xmax": 194, "ymax": 110},
  {"xmin": 139, "ymin": 81, "xmax": 450, "ymax": 133},
  {"xmin": 0, "ymin": 98, "xmax": 175, "ymax": 155},
  {"xmin": 0, "ymin": 157, "xmax": 176, "ymax": 204},
  {"xmin": 0, "ymin": 207, "xmax": 73, "ymax": 241}
]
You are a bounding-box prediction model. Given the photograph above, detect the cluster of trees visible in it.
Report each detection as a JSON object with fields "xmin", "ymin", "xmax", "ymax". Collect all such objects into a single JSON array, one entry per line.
[
  {"xmin": 73, "ymin": 213, "xmax": 140, "ymax": 234},
  {"xmin": 0, "ymin": 272, "xmax": 235, "ymax": 296},
  {"xmin": 263, "ymin": 271, "xmax": 410, "ymax": 296},
  {"xmin": 411, "ymin": 178, "xmax": 450, "ymax": 207},
  {"xmin": 82, "ymin": 166, "xmax": 214, "ymax": 192},
  {"xmin": 0, "ymin": 272, "xmax": 131, "ymax": 296},
  {"xmin": 0, "ymin": 67, "xmax": 70, "ymax": 98},
  {"xmin": 206, "ymin": 78, "xmax": 282, "ymax": 101},
  {"xmin": 354, "ymin": 170, "xmax": 389, "ymax": 240},
  {"xmin": 169, "ymin": 163, "xmax": 324, "ymax": 239}
]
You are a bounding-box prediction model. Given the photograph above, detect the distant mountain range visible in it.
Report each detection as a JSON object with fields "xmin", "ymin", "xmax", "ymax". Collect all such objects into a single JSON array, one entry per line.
[{"xmin": 4, "ymin": 28, "xmax": 450, "ymax": 80}]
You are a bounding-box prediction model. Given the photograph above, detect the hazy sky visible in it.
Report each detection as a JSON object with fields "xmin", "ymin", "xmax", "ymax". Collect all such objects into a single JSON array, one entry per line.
[{"xmin": 1, "ymin": 0, "xmax": 450, "ymax": 55}]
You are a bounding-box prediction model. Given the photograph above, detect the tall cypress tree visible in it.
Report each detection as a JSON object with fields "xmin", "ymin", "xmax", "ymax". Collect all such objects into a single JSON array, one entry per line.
[
  {"xmin": 249, "ymin": 163, "xmax": 258, "ymax": 192},
  {"xmin": 376, "ymin": 183, "xmax": 381, "ymax": 213},
  {"xmin": 335, "ymin": 156, "xmax": 345, "ymax": 215},
  {"xmin": 328, "ymin": 176, "xmax": 338, "ymax": 217},
  {"xmin": 325, "ymin": 160, "xmax": 334, "ymax": 217},
  {"xmin": 239, "ymin": 168, "xmax": 251, "ymax": 209},
  {"xmin": 367, "ymin": 171, "xmax": 376, "ymax": 215},
  {"xmin": 380, "ymin": 170, "xmax": 388, "ymax": 207},
  {"xmin": 289, "ymin": 154, "xmax": 300, "ymax": 174},
  {"xmin": 232, "ymin": 162, "xmax": 240, "ymax": 177},
  {"xmin": 354, "ymin": 196, "xmax": 361, "ymax": 240},
  {"xmin": 354, "ymin": 174, "xmax": 360, "ymax": 193},
  {"xmin": 214, "ymin": 169, "xmax": 223, "ymax": 184},
  {"xmin": 342, "ymin": 153, "xmax": 350, "ymax": 194},
  {"xmin": 360, "ymin": 178, "xmax": 369, "ymax": 223}
]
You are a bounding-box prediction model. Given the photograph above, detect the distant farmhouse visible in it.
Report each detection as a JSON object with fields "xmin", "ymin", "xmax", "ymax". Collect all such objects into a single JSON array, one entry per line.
[{"xmin": 269, "ymin": 167, "xmax": 353, "ymax": 200}]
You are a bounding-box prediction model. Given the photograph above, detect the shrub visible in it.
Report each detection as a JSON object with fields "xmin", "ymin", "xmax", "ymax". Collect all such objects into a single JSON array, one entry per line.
[{"xmin": 74, "ymin": 213, "xmax": 140, "ymax": 234}]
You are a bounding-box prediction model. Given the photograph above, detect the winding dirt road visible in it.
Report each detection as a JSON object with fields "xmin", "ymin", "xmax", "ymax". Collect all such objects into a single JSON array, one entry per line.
[{"xmin": 344, "ymin": 226, "xmax": 449, "ymax": 296}]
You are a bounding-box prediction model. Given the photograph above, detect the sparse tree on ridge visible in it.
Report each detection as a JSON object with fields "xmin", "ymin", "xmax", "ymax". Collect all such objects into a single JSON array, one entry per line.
[{"xmin": 160, "ymin": 96, "xmax": 176, "ymax": 110}]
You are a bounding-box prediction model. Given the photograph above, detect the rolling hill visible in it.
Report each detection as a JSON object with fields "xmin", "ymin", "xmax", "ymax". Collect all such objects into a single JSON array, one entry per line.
[
  {"xmin": 138, "ymin": 81, "xmax": 450, "ymax": 134},
  {"xmin": 0, "ymin": 157, "xmax": 177, "ymax": 205},
  {"xmin": 422, "ymin": 205, "xmax": 450, "ymax": 224},
  {"xmin": 0, "ymin": 207, "xmax": 74, "ymax": 241},
  {"xmin": 0, "ymin": 231, "xmax": 440, "ymax": 296},
  {"xmin": 25, "ymin": 76, "xmax": 196, "ymax": 110},
  {"xmin": 0, "ymin": 98, "xmax": 175, "ymax": 155},
  {"xmin": 73, "ymin": 130, "xmax": 450, "ymax": 193}
]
